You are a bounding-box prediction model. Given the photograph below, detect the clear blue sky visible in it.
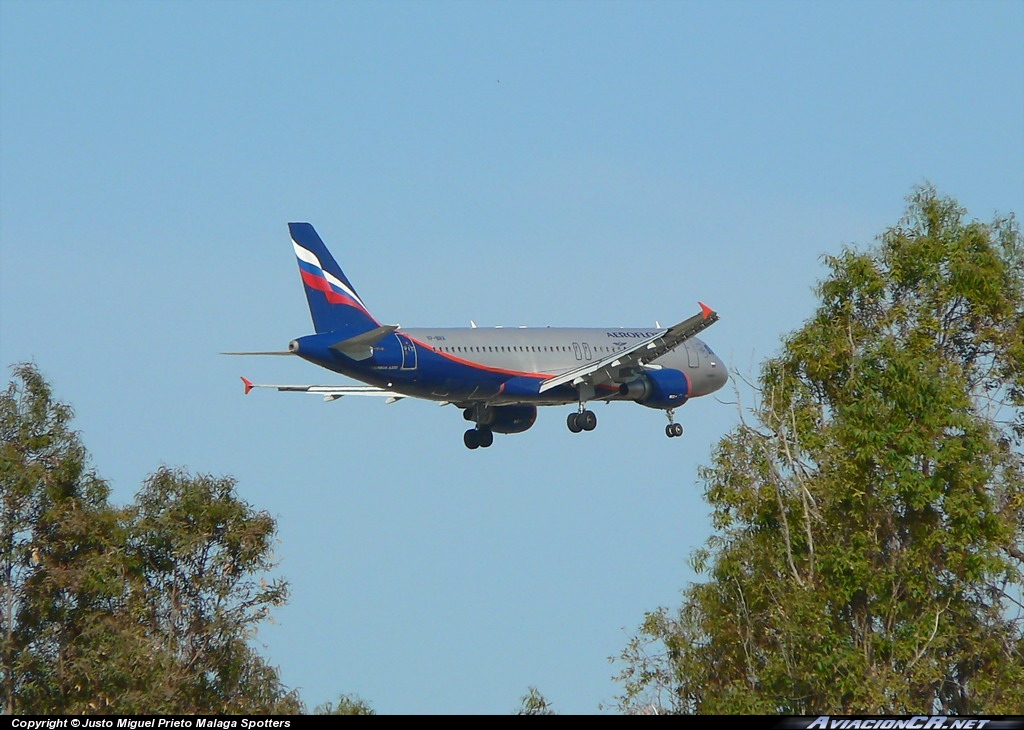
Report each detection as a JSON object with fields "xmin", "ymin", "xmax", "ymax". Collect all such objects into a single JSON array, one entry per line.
[{"xmin": 2, "ymin": 0, "xmax": 1021, "ymax": 715}]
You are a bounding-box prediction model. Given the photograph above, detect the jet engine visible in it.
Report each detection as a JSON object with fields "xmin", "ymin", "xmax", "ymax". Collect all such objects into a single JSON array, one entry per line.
[
  {"xmin": 463, "ymin": 404, "xmax": 538, "ymax": 433},
  {"xmin": 618, "ymin": 370, "xmax": 690, "ymax": 410}
]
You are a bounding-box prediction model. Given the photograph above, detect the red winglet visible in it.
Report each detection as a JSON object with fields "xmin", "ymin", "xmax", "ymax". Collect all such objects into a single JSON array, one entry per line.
[
  {"xmin": 699, "ymin": 301, "xmax": 715, "ymax": 320},
  {"xmin": 241, "ymin": 376, "xmax": 254, "ymax": 395}
]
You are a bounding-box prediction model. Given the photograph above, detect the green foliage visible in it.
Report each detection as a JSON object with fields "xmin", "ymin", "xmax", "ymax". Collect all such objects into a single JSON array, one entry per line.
[
  {"xmin": 514, "ymin": 686, "xmax": 556, "ymax": 715},
  {"xmin": 314, "ymin": 694, "xmax": 376, "ymax": 715},
  {"xmin": 125, "ymin": 467, "xmax": 296, "ymax": 713},
  {"xmin": 615, "ymin": 187, "xmax": 1024, "ymax": 714},
  {"xmin": 1, "ymin": 363, "xmax": 124, "ymax": 713},
  {"xmin": 1, "ymin": 363, "xmax": 300, "ymax": 713}
]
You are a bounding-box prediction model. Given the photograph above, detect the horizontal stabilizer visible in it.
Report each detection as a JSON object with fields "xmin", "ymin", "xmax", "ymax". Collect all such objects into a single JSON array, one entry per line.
[
  {"xmin": 222, "ymin": 351, "xmax": 294, "ymax": 356},
  {"xmin": 240, "ymin": 376, "xmax": 403, "ymax": 400},
  {"xmin": 329, "ymin": 324, "xmax": 400, "ymax": 360}
]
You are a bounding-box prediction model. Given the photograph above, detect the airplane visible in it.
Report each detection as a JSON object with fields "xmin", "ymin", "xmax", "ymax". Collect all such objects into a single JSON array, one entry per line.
[{"xmin": 229, "ymin": 223, "xmax": 728, "ymax": 449}]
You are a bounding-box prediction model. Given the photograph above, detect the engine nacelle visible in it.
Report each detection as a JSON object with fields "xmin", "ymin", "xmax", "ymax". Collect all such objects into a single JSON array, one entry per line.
[
  {"xmin": 619, "ymin": 369, "xmax": 690, "ymax": 410},
  {"xmin": 464, "ymin": 404, "xmax": 538, "ymax": 434}
]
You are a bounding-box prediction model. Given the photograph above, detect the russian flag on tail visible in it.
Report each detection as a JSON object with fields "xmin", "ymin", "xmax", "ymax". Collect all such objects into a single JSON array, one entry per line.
[{"xmin": 289, "ymin": 222, "xmax": 380, "ymax": 333}]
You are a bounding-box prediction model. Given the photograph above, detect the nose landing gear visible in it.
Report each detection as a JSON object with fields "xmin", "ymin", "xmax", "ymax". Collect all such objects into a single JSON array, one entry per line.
[{"xmin": 665, "ymin": 409, "xmax": 684, "ymax": 438}]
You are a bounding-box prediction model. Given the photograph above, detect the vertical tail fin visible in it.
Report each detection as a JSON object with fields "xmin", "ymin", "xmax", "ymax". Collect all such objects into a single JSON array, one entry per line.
[{"xmin": 289, "ymin": 222, "xmax": 380, "ymax": 334}]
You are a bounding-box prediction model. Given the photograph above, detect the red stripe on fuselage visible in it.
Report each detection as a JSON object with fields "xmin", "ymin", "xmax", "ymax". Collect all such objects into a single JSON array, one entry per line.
[
  {"xmin": 406, "ymin": 336, "xmax": 551, "ymax": 380},
  {"xmin": 395, "ymin": 336, "xmax": 635, "ymax": 399},
  {"xmin": 404, "ymin": 338, "xmax": 640, "ymax": 394}
]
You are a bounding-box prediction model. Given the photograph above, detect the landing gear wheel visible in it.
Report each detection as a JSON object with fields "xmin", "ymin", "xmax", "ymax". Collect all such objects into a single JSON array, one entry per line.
[
  {"xmin": 465, "ymin": 428, "xmax": 493, "ymax": 449},
  {"xmin": 665, "ymin": 409, "xmax": 683, "ymax": 438},
  {"xmin": 579, "ymin": 410, "xmax": 597, "ymax": 431},
  {"xmin": 567, "ymin": 412, "xmax": 583, "ymax": 433}
]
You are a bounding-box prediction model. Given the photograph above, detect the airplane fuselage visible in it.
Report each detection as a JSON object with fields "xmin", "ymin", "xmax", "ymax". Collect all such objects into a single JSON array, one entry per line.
[{"xmin": 290, "ymin": 326, "xmax": 727, "ymax": 407}]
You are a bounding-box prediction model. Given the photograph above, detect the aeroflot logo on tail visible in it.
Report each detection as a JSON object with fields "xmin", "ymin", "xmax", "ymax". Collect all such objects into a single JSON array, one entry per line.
[{"xmin": 606, "ymin": 331, "xmax": 659, "ymax": 338}]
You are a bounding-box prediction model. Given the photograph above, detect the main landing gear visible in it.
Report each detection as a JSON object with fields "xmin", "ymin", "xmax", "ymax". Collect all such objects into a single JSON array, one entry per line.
[
  {"xmin": 665, "ymin": 409, "xmax": 684, "ymax": 438},
  {"xmin": 463, "ymin": 406, "xmax": 494, "ymax": 449},
  {"xmin": 567, "ymin": 405, "xmax": 597, "ymax": 434},
  {"xmin": 463, "ymin": 427, "xmax": 494, "ymax": 449}
]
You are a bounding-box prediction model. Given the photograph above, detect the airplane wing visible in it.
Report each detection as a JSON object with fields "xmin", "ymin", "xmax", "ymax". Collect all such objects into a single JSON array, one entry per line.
[
  {"xmin": 240, "ymin": 377, "xmax": 406, "ymax": 402},
  {"xmin": 538, "ymin": 302, "xmax": 719, "ymax": 394}
]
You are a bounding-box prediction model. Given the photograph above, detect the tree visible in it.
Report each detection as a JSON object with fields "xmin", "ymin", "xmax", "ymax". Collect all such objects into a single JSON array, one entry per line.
[
  {"xmin": 314, "ymin": 694, "xmax": 376, "ymax": 715},
  {"xmin": 1, "ymin": 364, "xmax": 300, "ymax": 713},
  {"xmin": 0, "ymin": 362, "xmax": 135, "ymax": 713},
  {"xmin": 125, "ymin": 467, "xmax": 298, "ymax": 713},
  {"xmin": 615, "ymin": 187, "xmax": 1024, "ymax": 714},
  {"xmin": 514, "ymin": 687, "xmax": 556, "ymax": 715}
]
